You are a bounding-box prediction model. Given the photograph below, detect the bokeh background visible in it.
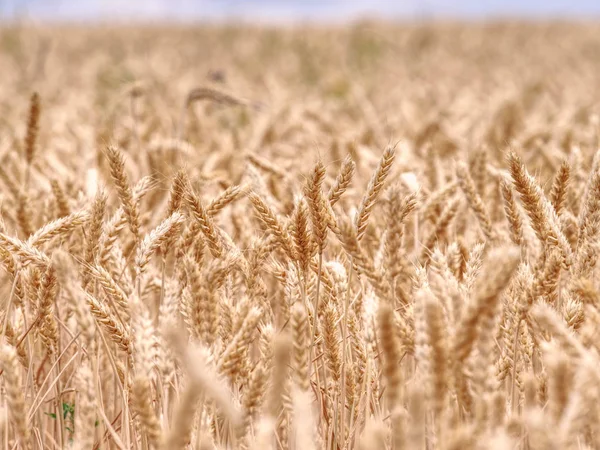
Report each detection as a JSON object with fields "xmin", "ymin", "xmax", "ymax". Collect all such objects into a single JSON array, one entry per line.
[{"xmin": 1, "ymin": 0, "xmax": 600, "ymax": 22}]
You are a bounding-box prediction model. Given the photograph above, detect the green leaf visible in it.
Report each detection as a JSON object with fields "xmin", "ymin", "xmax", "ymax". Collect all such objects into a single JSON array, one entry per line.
[
  {"xmin": 62, "ymin": 402, "xmax": 75, "ymax": 420},
  {"xmin": 44, "ymin": 412, "xmax": 57, "ymax": 419}
]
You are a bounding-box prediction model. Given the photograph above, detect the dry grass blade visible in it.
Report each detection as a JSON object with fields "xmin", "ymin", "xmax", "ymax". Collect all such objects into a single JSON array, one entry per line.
[{"xmin": 185, "ymin": 86, "xmax": 255, "ymax": 108}]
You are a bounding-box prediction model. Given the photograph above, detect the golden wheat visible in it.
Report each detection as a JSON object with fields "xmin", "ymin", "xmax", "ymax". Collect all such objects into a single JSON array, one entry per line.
[{"xmin": 2, "ymin": 21, "xmax": 600, "ymax": 450}]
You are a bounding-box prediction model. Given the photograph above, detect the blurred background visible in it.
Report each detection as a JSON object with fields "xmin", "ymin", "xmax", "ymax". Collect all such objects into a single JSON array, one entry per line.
[{"xmin": 1, "ymin": 0, "xmax": 600, "ymax": 22}]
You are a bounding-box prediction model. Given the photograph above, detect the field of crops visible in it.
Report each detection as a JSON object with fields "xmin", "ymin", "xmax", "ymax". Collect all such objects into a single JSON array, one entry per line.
[{"xmin": 1, "ymin": 21, "xmax": 600, "ymax": 449}]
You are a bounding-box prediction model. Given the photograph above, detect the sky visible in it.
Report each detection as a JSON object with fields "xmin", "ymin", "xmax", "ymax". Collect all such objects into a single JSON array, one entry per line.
[{"xmin": 1, "ymin": 0, "xmax": 600, "ymax": 22}]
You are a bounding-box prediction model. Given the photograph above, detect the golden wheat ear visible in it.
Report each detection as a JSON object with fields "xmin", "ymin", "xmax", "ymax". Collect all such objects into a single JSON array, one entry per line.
[
  {"xmin": 0, "ymin": 344, "xmax": 30, "ymax": 449},
  {"xmin": 106, "ymin": 145, "xmax": 140, "ymax": 241}
]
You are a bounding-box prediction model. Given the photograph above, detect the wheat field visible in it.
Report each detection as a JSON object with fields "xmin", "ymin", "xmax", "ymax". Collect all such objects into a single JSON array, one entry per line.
[{"xmin": 1, "ymin": 20, "xmax": 600, "ymax": 450}]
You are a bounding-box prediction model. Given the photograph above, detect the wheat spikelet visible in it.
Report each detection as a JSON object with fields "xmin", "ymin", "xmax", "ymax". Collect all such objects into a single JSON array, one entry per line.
[
  {"xmin": 508, "ymin": 151, "xmax": 572, "ymax": 265},
  {"xmin": 420, "ymin": 182, "xmax": 459, "ymax": 224},
  {"xmin": 132, "ymin": 375, "xmax": 163, "ymax": 447},
  {"xmin": 0, "ymin": 232, "xmax": 50, "ymax": 266},
  {"xmin": 423, "ymin": 292, "xmax": 448, "ymax": 419},
  {"xmin": 184, "ymin": 257, "xmax": 219, "ymax": 345},
  {"xmin": 27, "ymin": 208, "xmax": 89, "ymax": 247},
  {"xmin": 2, "ymin": 317, "xmax": 28, "ymax": 367},
  {"xmin": 166, "ymin": 169, "xmax": 187, "ymax": 217},
  {"xmin": 549, "ymin": 159, "xmax": 571, "ymax": 216},
  {"xmin": 86, "ymin": 292, "xmax": 132, "ymax": 354},
  {"xmin": 454, "ymin": 246, "xmax": 520, "ymax": 363},
  {"xmin": 328, "ymin": 154, "xmax": 356, "ymax": 207},
  {"xmin": 50, "ymin": 179, "xmax": 71, "ymax": 218},
  {"xmin": 377, "ymin": 302, "xmax": 402, "ymax": 411},
  {"xmin": 457, "ymin": 161, "xmax": 495, "ymax": 241},
  {"xmin": 68, "ymin": 286, "xmax": 96, "ymax": 353},
  {"xmin": 530, "ymin": 304, "xmax": 587, "ymax": 358},
  {"xmin": 37, "ymin": 265, "xmax": 59, "ymax": 353},
  {"xmin": 420, "ymin": 198, "xmax": 460, "ymax": 262},
  {"xmin": 218, "ymin": 306, "xmax": 262, "ymax": 380},
  {"xmin": 291, "ymin": 199, "xmax": 312, "ymax": 276},
  {"xmin": 207, "ymin": 183, "xmax": 249, "ymax": 217},
  {"xmin": 24, "ymin": 92, "xmax": 40, "ymax": 168},
  {"xmin": 305, "ymin": 160, "xmax": 329, "ymax": 253},
  {"xmin": 248, "ymin": 191, "xmax": 295, "ymax": 260},
  {"xmin": 0, "ymin": 344, "xmax": 30, "ymax": 448},
  {"xmin": 384, "ymin": 187, "xmax": 417, "ymax": 283},
  {"xmin": 501, "ymin": 180, "xmax": 524, "ymax": 246},
  {"xmin": 267, "ymin": 332, "xmax": 292, "ymax": 447},
  {"xmin": 88, "ymin": 264, "xmax": 131, "ymax": 320},
  {"xmin": 355, "ymin": 145, "xmax": 396, "ymax": 241},
  {"xmin": 106, "ymin": 145, "xmax": 140, "ymax": 240},
  {"xmin": 83, "ymin": 189, "xmax": 107, "ymax": 287},
  {"xmin": 338, "ymin": 218, "xmax": 389, "ymax": 299},
  {"xmin": 543, "ymin": 343, "xmax": 573, "ymax": 424},
  {"xmin": 322, "ymin": 301, "xmax": 342, "ymax": 384},
  {"xmin": 239, "ymin": 362, "xmax": 269, "ymax": 442},
  {"xmin": 185, "ymin": 186, "xmax": 223, "ymax": 258},
  {"xmin": 135, "ymin": 211, "xmax": 185, "ymax": 277},
  {"xmin": 291, "ymin": 302, "xmax": 310, "ymax": 392},
  {"xmin": 16, "ymin": 192, "xmax": 34, "ymax": 238},
  {"xmin": 73, "ymin": 362, "xmax": 96, "ymax": 450}
]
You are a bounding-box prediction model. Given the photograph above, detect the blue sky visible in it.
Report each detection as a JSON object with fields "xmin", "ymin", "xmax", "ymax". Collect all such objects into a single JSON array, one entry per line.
[{"xmin": 2, "ymin": 0, "xmax": 600, "ymax": 21}]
